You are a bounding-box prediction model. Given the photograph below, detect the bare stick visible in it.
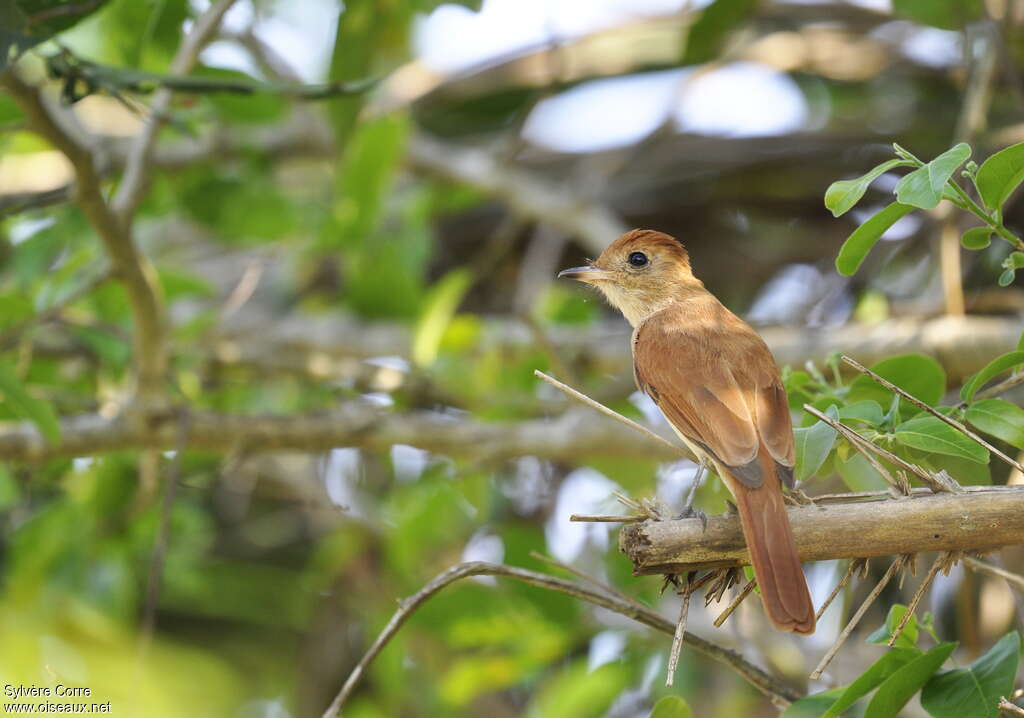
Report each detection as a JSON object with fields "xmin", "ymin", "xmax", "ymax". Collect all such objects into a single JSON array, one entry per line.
[
  {"xmin": 964, "ymin": 556, "xmax": 1024, "ymax": 593},
  {"xmin": 804, "ymin": 405, "xmax": 954, "ymax": 493},
  {"xmin": 714, "ymin": 578, "xmax": 757, "ymax": 627},
  {"xmin": 810, "ymin": 555, "xmax": 910, "ymax": 680},
  {"xmin": 570, "ymin": 514, "xmax": 646, "ymax": 523},
  {"xmin": 321, "ymin": 562, "xmax": 800, "ymax": 717},
  {"xmin": 534, "ymin": 370, "xmax": 695, "ymax": 460},
  {"xmin": 1000, "ymin": 697, "xmax": 1024, "ymax": 716},
  {"xmin": 975, "ymin": 372, "xmax": 1024, "ymax": 403},
  {"xmin": 528, "ymin": 551, "xmax": 640, "ymax": 609},
  {"xmin": 887, "ymin": 552, "xmax": 952, "ymax": 647},
  {"xmin": 816, "ymin": 559, "xmax": 866, "ymax": 622},
  {"xmin": 844, "ymin": 356, "xmax": 1023, "ymax": 475},
  {"xmin": 666, "ymin": 578, "xmax": 692, "ymax": 687},
  {"xmin": 804, "ymin": 404, "xmax": 907, "ymax": 495}
]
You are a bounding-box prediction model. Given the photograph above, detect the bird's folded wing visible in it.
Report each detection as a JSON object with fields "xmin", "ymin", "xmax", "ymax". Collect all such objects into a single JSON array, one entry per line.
[{"xmin": 633, "ymin": 310, "xmax": 795, "ymax": 486}]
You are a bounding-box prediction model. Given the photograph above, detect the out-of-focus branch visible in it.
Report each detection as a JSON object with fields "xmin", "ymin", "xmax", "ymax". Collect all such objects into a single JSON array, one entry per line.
[
  {"xmin": 112, "ymin": 0, "xmax": 237, "ymax": 224},
  {"xmin": 0, "ymin": 70, "xmax": 167, "ymax": 402},
  {"xmin": 321, "ymin": 561, "xmax": 800, "ymax": 718},
  {"xmin": 210, "ymin": 311, "xmax": 1024, "ymax": 384},
  {"xmin": 406, "ymin": 133, "xmax": 627, "ymax": 255},
  {"xmin": 620, "ymin": 486, "xmax": 1024, "ymax": 575},
  {"xmin": 0, "ymin": 405, "xmax": 682, "ymax": 463}
]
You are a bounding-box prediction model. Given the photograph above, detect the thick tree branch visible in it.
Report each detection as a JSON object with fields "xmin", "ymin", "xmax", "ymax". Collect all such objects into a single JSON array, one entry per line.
[
  {"xmin": 0, "ymin": 70, "xmax": 167, "ymax": 402},
  {"xmin": 321, "ymin": 561, "xmax": 800, "ymax": 717},
  {"xmin": 620, "ymin": 486, "xmax": 1024, "ymax": 575}
]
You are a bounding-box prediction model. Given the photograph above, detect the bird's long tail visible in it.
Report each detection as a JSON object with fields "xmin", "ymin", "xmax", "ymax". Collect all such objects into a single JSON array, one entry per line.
[{"xmin": 722, "ymin": 455, "xmax": 815, "ymax": 634}]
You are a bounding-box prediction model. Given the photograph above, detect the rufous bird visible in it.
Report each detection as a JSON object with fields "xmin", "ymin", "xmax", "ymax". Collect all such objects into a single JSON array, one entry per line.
[{"xmin": 559, "ymin": 229, "xmax": 815, "ymax": 634}]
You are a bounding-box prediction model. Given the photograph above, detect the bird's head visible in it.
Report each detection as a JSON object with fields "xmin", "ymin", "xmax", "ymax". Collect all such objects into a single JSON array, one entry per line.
[{"xmin": 558, "ymin": 229, "xmax": 699, "ymax": 326}]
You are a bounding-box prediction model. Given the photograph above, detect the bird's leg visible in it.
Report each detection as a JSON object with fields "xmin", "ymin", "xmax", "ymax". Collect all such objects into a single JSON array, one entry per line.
[{"xmin": 675, "ymin": 457, "xmax": 708, "ymax": 530}]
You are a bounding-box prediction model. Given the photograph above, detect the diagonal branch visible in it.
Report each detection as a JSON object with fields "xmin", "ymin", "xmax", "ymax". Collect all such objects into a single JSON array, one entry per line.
[
  {"xmin": 0, "ymin": 70, "xmax": 167, "ymax": 402},
  {"xmin": 843, "ymin": 355, "xmax": 1023, "ymax": 475},
  {"xmin": 320, "ymin": 561, "xmax": 800, "ymax": 718}
]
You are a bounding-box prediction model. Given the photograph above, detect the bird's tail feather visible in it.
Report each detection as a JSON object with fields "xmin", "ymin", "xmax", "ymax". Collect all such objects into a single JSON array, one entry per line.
[{"xmin": 723, "ymin": 456, "xmax": 815, "ymax": 634}]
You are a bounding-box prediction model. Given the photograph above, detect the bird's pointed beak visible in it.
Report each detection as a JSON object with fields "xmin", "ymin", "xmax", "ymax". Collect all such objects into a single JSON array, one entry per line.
[{"xmin": 557, "ymin": 265, "xmax": 613, "ymax": 283}]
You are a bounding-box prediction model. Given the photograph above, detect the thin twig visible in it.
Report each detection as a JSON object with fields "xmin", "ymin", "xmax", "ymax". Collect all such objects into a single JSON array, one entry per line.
[
  {"xmin": 810, "ymin": 555, "xmax": 910, "ymax": 680},
  {"xmin": 803, "ymin": 404, "xmax": 907, "ymax": 495},
  {"xmin": 887, "ymin": 552, "xmax": 952, "ymax": 647},
  {"xmin": 816, "ymin": 559, "xmax": 866, "ymax": 622},
  {"xmin": 964, "ymin": 556, "xmax": 1024, "ymax": 593},
  {"xmin": 844, "ymin": 356, "xmax": 1023, "ymax": 475},
  {"xmin": 569, "ymin": 514, "xmax": 646, "ymax": 523},
  {"xmin": 0, "ymin": 265, "xmax": 112, "ymax": 351},
  {"xmin": 321, "ymin": 562, "xmax": 800, "ymax": 717},
  {"xmin": 528, "ymin": 551, "xmax": 640, "ymax": 609},
  {"xmin": 714, "ymin": 578, "xmax": 757, "ymax": 627},
  {"xmin": 804, "ymin": 404, "xmax": 956, "ymax": 493},
  {"xmin": 1000, "ymin": 697, "xmax": 1024, "ymax": 716},
  {"xmin": 666, "ymin": 575, "xmax": 692, "ymax": 688},
  {"xmin": 534, "ymin": 370, "xmax": 695, "ymax": 460},
  {"xmin": 975, "ymin": 371, "xmax": 1024, "ymax": 403},
  {"xmin": 112, "ymin": 0, "xmax": 237, "ymax": 224}
]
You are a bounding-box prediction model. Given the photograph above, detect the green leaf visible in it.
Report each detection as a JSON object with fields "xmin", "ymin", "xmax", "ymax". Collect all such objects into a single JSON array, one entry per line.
[
  {"xmin": 649, "ymin": 696, "xmax": 693, "ymax": 718},
  {"xmin": 976, "ymin": 141, "xmax": 1024, "ymax": 210},
  {"xmin": 961, "ymin": 227, "xmax": 992, "ymax": 250},
  {"xmin": 0, "ymin": 360, "xmax": 60, "ymax": 444},
  {"xmin": 412, "ymin": 269, "xmax": 473, "ymax": 367},
  {"xmin": 895, "ymin": 416, "xmax": 989, "ymax": 464},
  {"xmin": 822, "ymin": 648, "xmax": 923, "ymax": 718},
  {"xmin": 863, "ymin": 642, "xmax": 957, "ymax": 718},
  {"xmin": 848, "ymin": 354, "xmax": 946, "ymax": 408},
  {"xmin": 959, "ymin": 351, "xmax": 1024, "ymax": 402},
  {"xmin": 835, "ymin": 451, "xmax": 890, "ymax": 492},
  {"xmin": 779, "ymin": 689, "xmax": 846, "ymax": 718},
  {"xmin": 835, "ymin": 202, "xmax": 916, "ymax": 276},
  {"xmin": 893, "ymin": 0, "xmax": 984, "ymax": 30},
  {"xmin": 527, "ymin": 661, "xmax": 629, "ymax": 718},
  {"xmin": 895, "ymin": 143, "xmax": 972, "ymax": 210},
  {"xmin": 839, "ymin": 401, "xmax": 885, "ymax": 426},
  {"xmin": 966, "ymin": 399, "xmax": 1024, "ymax": 450},
  {"xmin": 999, "ymin": 268, "xmax": 1016, "ymax": 287},
  {"xmin": 680, "ymin": 0, "xmax": 757, "ymax": 65},
  {"xmin": 1007, "ymin": 252, "xmax": 1024, "ymax": 269},
  {"xmin": 331, "ymin": 114, "xmax": 409, "ymax": 244},
  {"xmin": 867, "ymin": 604, "xmax": 920, "ymax": 649},
  {"xmin": 825, "ymin": 160, "xmax": 912, "ymax": 218},
  {"xmin": 794, "ymin": 406, "xmax": 838, "ymax": 481},
  {"xmin": 9, "ymin": 0, "xmax": 111, "ymax": 44},
  {"xmin": 921, "ymin": 632, "xmax": 1020, "ymax": 718}
]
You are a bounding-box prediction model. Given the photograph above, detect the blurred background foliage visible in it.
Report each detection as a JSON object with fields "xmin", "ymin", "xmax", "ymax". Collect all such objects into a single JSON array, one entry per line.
[{"xmin": 2, "ymin": 0, "xmax": 1024, "ymax": 716}]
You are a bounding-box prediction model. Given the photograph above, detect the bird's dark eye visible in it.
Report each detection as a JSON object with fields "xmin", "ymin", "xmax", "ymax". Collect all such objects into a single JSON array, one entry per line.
[{"xmin": 628, "ymin": 251, "xmax": 648, "ymax": 268}]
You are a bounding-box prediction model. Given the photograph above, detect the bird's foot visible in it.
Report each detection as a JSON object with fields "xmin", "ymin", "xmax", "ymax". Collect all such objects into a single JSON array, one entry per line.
[
  {"xmin": 674, "ymin": 505, "xmax": 708, "ymax": 531},
  {"xmin": 784, "ymin": 488, "xmax": 816, "ymax": 507}
]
